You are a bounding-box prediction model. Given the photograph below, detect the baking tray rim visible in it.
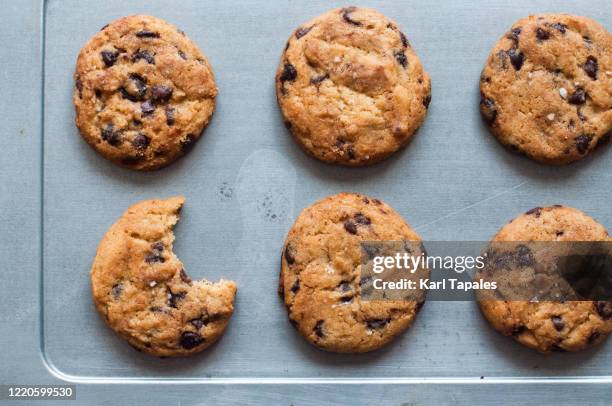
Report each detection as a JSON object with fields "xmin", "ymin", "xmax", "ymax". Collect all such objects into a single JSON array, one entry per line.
[{"xmin": 38, "ymin": 0, "xmax": 612, "ymax": 385}]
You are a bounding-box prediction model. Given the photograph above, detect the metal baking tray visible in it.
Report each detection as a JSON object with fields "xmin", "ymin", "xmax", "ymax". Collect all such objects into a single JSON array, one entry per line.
[{"xmin": 41, "ymin": 0, "xmax": 611, "ymax": 384}]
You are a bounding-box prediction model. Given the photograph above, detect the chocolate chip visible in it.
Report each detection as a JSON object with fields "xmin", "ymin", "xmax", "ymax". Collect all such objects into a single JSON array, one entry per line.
[
  {"xmin": 480, "ymin": 97, "xmax": 498, "ymax": 124},
  {"xmin": 346, "ymin": 144, "xmax": 356, "ymax": 160},
  {"xmin": 551, "ymin": 22, "xmax": 566, "ymax": 34},
  {"xmin": 136, "ymin": 30, "xmax": 160, "ymax": 38},
  {"xmin": 165, "ymin": 107, "xmax": 175, "ymax": 126},
  {"xmin": 516, "ymin": 244, "xmax": 534, "ymax": 267},
  {"xmin": 344, "ymin": 220, "xmax": 357, "ymax": 235},
  {"xmin": 141, "ymin": 100, "xmax": 155, "ymax": 116},
  {"xmin": 179, "ymin": 331, "xmax": 203, "ymax": 349},
  {"xmin": 596, "ymin": 301, "xmax": 612, "ymax": 320},
  {"xmin": 588, "ymin": 331, "xmax": 601, "ymax": 344},
  {"xmin": 279, "ymin": 62, "xmax": 297, "ymax": 95},
  {"xmin": 100, "ymin": 23, "xmax": 109, "ymax": 31},
  {"xmin": 400, "ymin": 31, "xmax": 409, "ymax": 48},
  {"xmin": 132, "ymin": 50, "xmax": 155, "ymax": 64},
  {"xmin": 526, "ymin": 207, "xmax": 542, "ymax": 217},
  {"xmin": 295, "ymin": 26, "xmax": 312, "ymax": 39},
  {"xmin": 597, "ymin": 131, "xmax": 611, "ymax": 147},
  {"xmin": 122, "ymin": 156, "xmax": 143, "ymax": 166},
  {"xmin": 359, "ymin": 276, "xmax": 373, "ymax": 288},
  {"xmin": 341, "ymin": 6, "xmax": 361, "ymax": 26},
  {"xmin": 423, "ymin": 94, "xmax": 431, "ymax": 108},
  {"xmin": 310, "ymin": 73, "xmax": 329, "ymax": 85},
  {"xmin": 284, "ymin": 244, "xmax": 296, "ymax": 265},
  {"xmin": 132, "ymin": 133, "xmax": 150, "ymax": 150},
  {"xmin": 119, "ymin": 73, "xmax": 147, "ymax": 102},
  {"xmin": 180, "ymin": 134, "xmax": 196, "ymax": 151},
  {"xmin": 512, "ymin": 325, "xmax": 526, "ymax": 336},
  {"xmin": 354, "ymin": 213, "xmax": 371, "ymax": 225},
  {"xmin": 151, "ymin": 85, "xmax": 173, "ymax": 102},
  {"xmin": 340, "ymin": 296, "xmax": 353, "ymax": 303},
  {"xmin": 568, "ymin": 88, "xmax": 586, "ymax": 105},
  {"xmin": 583, "ymin": 56, "xmax": 598, "ymax": 80},
  {"xmin": 101, "ymin": 123, "xmax": 121, "ymax": 146},
  {"xmin": 508, "ymin": 48, "xmax": 524, "ymax": 70},
  {"xmin": 551, "ymin": 316, "xmax": 564, "ymax": 331},
  {"xmin": 190, "ymin": 313, "xmax": 221, "ymax": 329},
  {"xmin": 339, "ymin": 281, "xmax": 351, "ymax": 292},
  {"xmin": 111, "ymin": 283, "xmax": 123, "ymax": 299},
  {"xmin": 362, "ymin": 244, "xmax": 380, "ymax": 259},
  {"xmin": 394, "ymin": 51, "xmax": 408, "ymax": 68},
  {"xmin": 506, "ymin": 27, "xmax": 522, "ymax": 42},
  {"xmin": 314, "ymin": 320, "xmax": 325, "ymax": 338},
  {"xmin": 167, "ymin": 289, "xmax": 186, "ymax": 308},
  {"xmin": 492, "ymin": 251, "xmax": 514, "ymax": 269},
  {"xmin": 290, "ymin": 279, "xmax": 300, "ymax": 294},
  {"xmin": 575, "ymin": 134, "xmax": 592, "ymax": 154},
  {"xmin": 366, "ymin": 319, "xmax": 389, "ymax": 330},
  {"xmin": 145, "ymin": 242, "xmax": 164, "ymax": 263},
  {"xmin": 179, "ymin": 269, "xmax": 191, "ymax": 283},
  {"xmin": 280, "ymin": 62, "xmax": 297, "ymax": 83},
  {"xmin": 536, "ymin": 28, "xmax": 550, "ymax": 41},
  {"xmin": 75, "ymin": 77, "xmax": 83, "ymax": 97},
  {"xmin": 177, "ymin": 49, "xmax": 187, "ymax": 60},
  {"xmin": 101, "ymin": 50, "xmax": 119, "ymax": 67}
]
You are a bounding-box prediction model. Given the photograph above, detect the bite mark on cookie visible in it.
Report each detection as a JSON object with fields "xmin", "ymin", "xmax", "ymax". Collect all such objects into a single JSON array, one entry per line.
[{"xmin": 90, "ymin": 197, "xmax": 237, "ymax": 357}]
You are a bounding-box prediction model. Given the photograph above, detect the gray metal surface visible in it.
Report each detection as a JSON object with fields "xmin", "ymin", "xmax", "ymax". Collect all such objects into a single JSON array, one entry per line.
[{"xmin": 1, "ymin": 0, "xmax": 611, "ymax": 404}]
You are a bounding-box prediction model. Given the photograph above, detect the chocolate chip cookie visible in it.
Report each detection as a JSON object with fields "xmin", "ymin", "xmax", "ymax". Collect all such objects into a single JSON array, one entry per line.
[
  {"xmin": 91, "ymin": 196, "xmax": 236, "ymax": 357},
  {"xmin": 74, "ymin": 15, "xmax": 217, "ymax": 170},
  {"xmin": 477, "ymin": 205, "xmax": 612, "ymax": 353},
  {"xmin": 276, "ymin": 7, "xmax": 431, "ymax": 166},
  {"xmin": 279, "ymin": 193, "xmax": 426, "ymax": 353},
  {"xmin": 480, "ymin": 14, "xmax": 611, "ymax": 165}
]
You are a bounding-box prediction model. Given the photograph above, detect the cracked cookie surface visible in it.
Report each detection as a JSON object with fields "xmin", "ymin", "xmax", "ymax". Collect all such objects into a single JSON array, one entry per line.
[
  {"xmin": 91, "ymin": 196, "xmax": 236, "ymax": 357},
  {"xmin": 477, "ymin": 205, "xmax": 612, "ymax": 353},
  {"xmin": 74, "ymin": 15, "xmax": 217, "ymax": 170},
  {"xmin": 280, "ymin": 193, "xmax": 425, "ymax": 353},
  {"xmin": 480, "ymin": 14, "xmax": 611, "ymax": 165},
  {"xmin": 275, "ymin": 7, "xmax": 431, "ymax": 166}
]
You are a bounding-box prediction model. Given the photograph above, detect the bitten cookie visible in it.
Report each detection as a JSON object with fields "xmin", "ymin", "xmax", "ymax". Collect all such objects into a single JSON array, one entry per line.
[
  {"xmin": 477, "ymin": 205, "xmax": 612, "ymax": 353},
  {"xmin": 91, "ymin": 196, "xmax": 236, "ymax": 357},
  {"xmin": 480, "ymin": 14, "xmax": 611, "ymax": 165},
  {"xmin": 74, "ymin": 15, "xmax": 217, "ymax": 170},
  {"xmin": 280, "ymin": 193, "xmax": 426, "ymax": 353},
  {"xmin": 275, "ymin": 7, "xmax": 431, "ymax": 166}
]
